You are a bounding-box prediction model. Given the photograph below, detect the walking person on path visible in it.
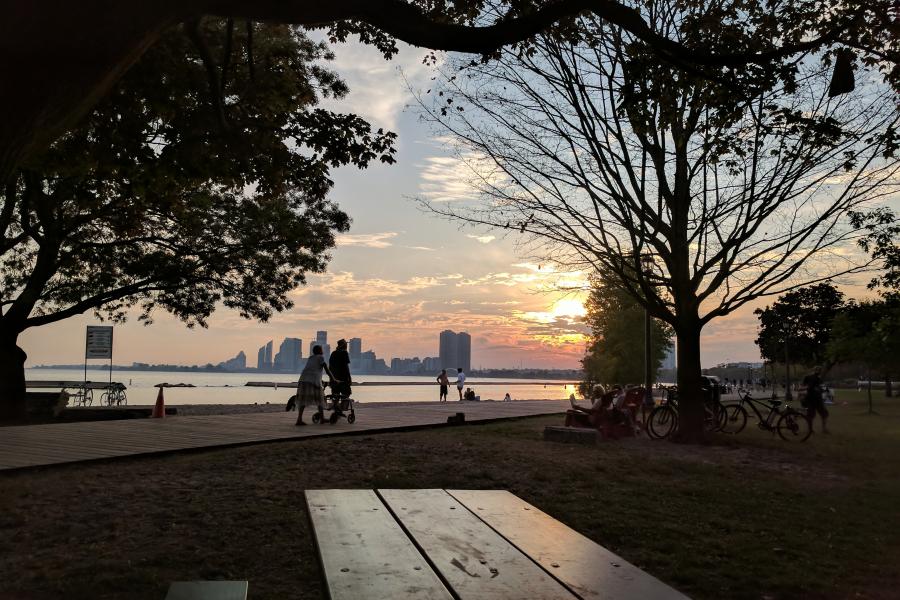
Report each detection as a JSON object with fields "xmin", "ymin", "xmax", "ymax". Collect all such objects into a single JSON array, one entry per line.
[
  {"xmin": 329, "ymin": 339, "xmax": 352, "ymax": 399},
  {"xmin": 456, "ymin": 367, "xmax": 466, "ymax": 401},
  {"xmin": 802, "ymin": 366, "xmax": 829, "ymax": 434},
  {"xmin": 436, "ymin": 369, "xmax": 449, "ymax": 402},
  {"xmin": 295, "ymin": 345, "xmax": 339, "ymax": 426}
]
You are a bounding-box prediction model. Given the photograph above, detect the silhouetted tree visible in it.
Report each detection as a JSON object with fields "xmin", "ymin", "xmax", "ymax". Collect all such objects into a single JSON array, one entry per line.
[
  {"xmin": 0, "ymin": 21, "xmax": 395, "ymax": 418},
  {"xmin": 1, "ymin": 0, "xmax": 895, "ymax": 182},
  {"xmin": 419, "ymin": 1, "xmax": 898, "ymax": 441}
]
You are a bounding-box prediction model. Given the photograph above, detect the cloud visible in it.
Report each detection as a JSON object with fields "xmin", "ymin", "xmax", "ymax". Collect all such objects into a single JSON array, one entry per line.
[
  {"xmin": 315, "ymin": 40, "xmax": 437, "ymax": 131},
  {"xmin": 336, "ymin": 232, "xmax": 398, "ymax": 248},
  {"xmin": 466, "ymin": 234, "xmax": 496, "ymax": 244}
]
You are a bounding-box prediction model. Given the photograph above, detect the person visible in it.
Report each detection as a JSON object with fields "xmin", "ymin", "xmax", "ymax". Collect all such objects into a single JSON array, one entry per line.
[
  {"xmin": 436, "ymin": 369, "xmax": 449, "ymax": 402},
  {"xmin": 329, "ymin": 339, "xmax": 352, "ymax": 399},
  {"xmin": 295, "ymin": 345, "xmax": 338, "ymax": 426},
  {"xmin": 456, "ymin": 367, "xmax": 466, "ymax": 400},
  {"xmin": 566, "ymin": 386, "xmax": 610, "ymax": 427},
  {"xmin": 802, "ymin": 366, "xmax": 829, "ymax": 433},
  {"xmin": 464, "ymin": 387, "xmax": 475, "ymax": 401},
  {"xmin": 503, "ymin": 392, "xmax": 511, "ymax": 402}
]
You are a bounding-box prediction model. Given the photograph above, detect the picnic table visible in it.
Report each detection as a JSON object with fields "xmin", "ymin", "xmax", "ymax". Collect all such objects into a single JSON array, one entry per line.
[{"xmin": 306, "ymin": 489, "xmax": 688, "ymax": 599}]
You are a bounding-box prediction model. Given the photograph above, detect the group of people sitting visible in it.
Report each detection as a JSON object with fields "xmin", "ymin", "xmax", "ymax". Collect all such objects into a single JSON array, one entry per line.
[{"xmin": 565, "ymin": 384, "xmax": 644, "ymax": 437}]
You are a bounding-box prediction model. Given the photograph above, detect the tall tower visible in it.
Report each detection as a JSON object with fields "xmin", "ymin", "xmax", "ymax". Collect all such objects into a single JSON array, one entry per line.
[
  {"xmin": 349, "ymin": 338, "xmax": 362, "ymax": 360},
  {"xmin": 257, "ymin": 345, "xmax": 266, "ymax": 370},
  {"xmin": 439, "ymin": 330, "xmax": 458, "ymax": 370},
  {"xmin": 310, "ymin": 331, "xmax": 330, "ymax": 361},
  {"xmin": 457, "ymin": 332, "xmax": 471, "ymax": 373},
  {"xmin": 264, "ymin": 340, "xmax": 273, "ymax": 370}
]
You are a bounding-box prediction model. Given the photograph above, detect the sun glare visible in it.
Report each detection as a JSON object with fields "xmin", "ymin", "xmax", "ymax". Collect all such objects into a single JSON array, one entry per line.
[{"xmin": 550, "ymin": 298, "xmax": 587, "ymax": 319}]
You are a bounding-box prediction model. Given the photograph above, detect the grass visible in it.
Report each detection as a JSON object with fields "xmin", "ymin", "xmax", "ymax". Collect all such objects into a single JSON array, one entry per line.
[{"xmin": 1, "ymin": 389, "xmax": 899, "ymax": 599}]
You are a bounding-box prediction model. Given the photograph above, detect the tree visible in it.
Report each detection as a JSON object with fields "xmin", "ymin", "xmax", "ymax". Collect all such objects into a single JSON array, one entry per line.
[
  {"xmin": 0, "ymin": 20, "xmax": 396, "ymax": 418},
  {"xmin": 0, "ymin": 0, "xmax": 895, "ymax": 183},
  {"xmin": 582, "ymin": 275, "xmax": 673, "ymax": 388},
  {"xmin": 754, "ymin": 283, "xmax": 846, "ymax": 394},
  {"xmin": 827, "ymin": 298, "xmax": 900, "ymax": 413},
  {"xmin": 419, "ymin": 1, "xmax": 899, "ymax": 441}
]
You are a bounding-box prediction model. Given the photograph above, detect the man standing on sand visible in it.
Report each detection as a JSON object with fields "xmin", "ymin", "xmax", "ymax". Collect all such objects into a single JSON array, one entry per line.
[
  {"xmin": 436, "ymin": 369, "xmax": 449, "ymax": 402},
  {"xmin": 456, "ymin": 367, "xmax": 466, "ymax": 401}
]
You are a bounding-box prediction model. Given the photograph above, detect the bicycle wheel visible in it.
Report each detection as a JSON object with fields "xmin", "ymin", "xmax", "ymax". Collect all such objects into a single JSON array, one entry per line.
[
  {"xmin": 704, "ymin": 402, "xmax": 727, "ymax": 432},
  {"xmin": 647, "ymin": 405, "xmax": 678, "ymax": 439},
  {"xmin": 777, "ymin": 410, "xmax": 812, "ymax": 442},
  {"xmin": 721, "ymin": 404, "xmax": 748, "ymax": 434}
]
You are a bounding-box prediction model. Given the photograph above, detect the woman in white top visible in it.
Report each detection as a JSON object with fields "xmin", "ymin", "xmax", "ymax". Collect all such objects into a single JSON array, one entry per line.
[
  {"xmin": 456, "ymin": 368, "xmax": 466, "ymax": 400},
  {"xmin": 295, "ymin": 345, "xmax": 339, "ymax": 425}
]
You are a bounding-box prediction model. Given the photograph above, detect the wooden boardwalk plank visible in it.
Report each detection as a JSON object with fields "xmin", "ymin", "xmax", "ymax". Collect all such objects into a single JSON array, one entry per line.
[
  {"xmin": 448, "ymin": 490, "xmax": 689, "ymax": 600},
  {"xmin": 305, "ymin": 489, "xmax": 452, "ymax": 600},
  {"xmin": 0, "ymin": 400, "xmax": 569, "ymax": 471},
  {"xmin": 378, "ymin": 489, "xmax": 576, "ymax": 600}
]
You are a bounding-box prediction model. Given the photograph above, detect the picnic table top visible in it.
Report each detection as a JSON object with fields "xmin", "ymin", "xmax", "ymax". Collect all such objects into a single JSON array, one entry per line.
[
  {"xmin": 25, "ymin": 380, "xmax": 125, "ymax": 390},
  {"xmin": 306, "ymin": 488, "xmax": 689, "ymax": 600}
]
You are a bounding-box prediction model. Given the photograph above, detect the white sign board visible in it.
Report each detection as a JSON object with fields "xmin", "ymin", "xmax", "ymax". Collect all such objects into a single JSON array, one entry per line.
[{"xmin": 85, "ymin": 326, "xmax": 113, "ymax": 359}]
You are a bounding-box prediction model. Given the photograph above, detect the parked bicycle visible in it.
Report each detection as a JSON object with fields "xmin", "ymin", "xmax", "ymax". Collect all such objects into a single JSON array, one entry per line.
[
  {"xmin": 100, "ymin": 383, "xmax": 127, "ymax": 406},
  {"xmin": 646, "ymin": 383, "xmax": 726, "ymax": 440},
  {"xmin": 721, "ymin": 388, "xmax": 811, "ymax": 442}
]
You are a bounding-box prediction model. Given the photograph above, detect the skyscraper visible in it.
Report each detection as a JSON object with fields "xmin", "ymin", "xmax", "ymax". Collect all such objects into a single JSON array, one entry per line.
[
  {"xmin": 274, "ymin": 337, "xmax": 303, "ymax": 372},
  {"xmin": 349, "ymin": 337, "xmax": 362, "ymax": 360},
  {"xmin": 310, "ymin": 330, "xmax": 330, "ymax": 361},
  {"xmin": 439, "ymin": 330, "xmax": 458, "ymax": 370},
  {"xmin": 257, "ymin": 340, "xmax": 273, "ymax": 371},
  {"xmin": 457, "ymin": 332, "xmax": 471, "ymax": 373}
]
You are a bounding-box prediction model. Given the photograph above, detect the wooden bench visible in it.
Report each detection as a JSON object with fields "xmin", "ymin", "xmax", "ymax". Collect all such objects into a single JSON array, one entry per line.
[
  {"xmin": 306, "ymin": 489, "xmax": 689, "ymax": 600},
  {"xmin": 165, "ymin": 581, "xmax": 248, "ymax": 600}
]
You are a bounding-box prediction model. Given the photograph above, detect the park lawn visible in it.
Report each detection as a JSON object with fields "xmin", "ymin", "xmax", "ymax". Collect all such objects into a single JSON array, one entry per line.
[{"xmin": 1, "ymin": 389, "xmax": 898, "ymax": 600}]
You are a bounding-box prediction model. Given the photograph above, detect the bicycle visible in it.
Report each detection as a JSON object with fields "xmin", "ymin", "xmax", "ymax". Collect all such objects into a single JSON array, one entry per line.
[
  {"xmin": 721, "ymin": 388, "xmax": 812, "ymax": 442},
  {"xmin": 646, "ymin": 385, "xmax": 727, "ymax": 439},
  {"xmin": 100, "ymin": 383, "xmax": 127, "ymax": 406}
]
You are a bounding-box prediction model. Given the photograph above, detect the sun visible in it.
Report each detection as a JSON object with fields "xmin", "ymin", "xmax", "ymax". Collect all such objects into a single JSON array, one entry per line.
[{"xmin": 550, "ymin": 298, "xmax": 587, "ymax": 319}]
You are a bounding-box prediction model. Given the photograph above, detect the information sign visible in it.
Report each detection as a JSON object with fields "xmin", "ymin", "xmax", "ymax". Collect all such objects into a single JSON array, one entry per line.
[{"xmin": 85, "ymin": 326, "xmax": 113, "ymax": 359}]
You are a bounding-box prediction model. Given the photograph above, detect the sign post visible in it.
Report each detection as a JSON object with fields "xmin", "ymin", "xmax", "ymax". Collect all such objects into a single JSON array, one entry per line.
[{"xmin": 85, "ymin": 326, "xmax": 114, "ymax": 392}]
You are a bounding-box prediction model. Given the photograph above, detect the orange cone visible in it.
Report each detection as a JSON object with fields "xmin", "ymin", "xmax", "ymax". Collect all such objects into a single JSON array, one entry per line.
[{"xmin": 151, "ymin": 386, "xmax": 165, "ymax": 418}]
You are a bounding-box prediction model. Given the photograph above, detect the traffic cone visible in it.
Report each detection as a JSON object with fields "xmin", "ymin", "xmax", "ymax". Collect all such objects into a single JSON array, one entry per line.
[{"xmin": 152, "ymin": 386, "xmax": 165, "ymax": 418}]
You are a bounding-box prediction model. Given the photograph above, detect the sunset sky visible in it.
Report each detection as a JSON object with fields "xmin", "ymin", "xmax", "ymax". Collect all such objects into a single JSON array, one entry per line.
[{"xmin": 19, "ymin": 38, "xmax": 864, "ymax": 371}]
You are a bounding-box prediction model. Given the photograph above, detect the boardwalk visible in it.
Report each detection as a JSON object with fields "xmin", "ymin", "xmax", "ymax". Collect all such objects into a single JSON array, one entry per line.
[{"xmin": 0, "ymin": 400, "xmax": 568, "ymax": 471}]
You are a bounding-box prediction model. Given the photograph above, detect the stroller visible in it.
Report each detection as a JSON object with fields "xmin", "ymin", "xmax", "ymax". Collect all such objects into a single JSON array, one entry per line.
[{"xmin": 313, "ymin": 379, "xmax": 356, "ymax": 425}]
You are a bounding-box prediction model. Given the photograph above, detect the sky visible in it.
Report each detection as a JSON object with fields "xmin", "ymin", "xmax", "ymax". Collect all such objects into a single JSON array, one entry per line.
[{"xmin": 18, "ymin": 37, "xmax": 869, "ymax": 371}]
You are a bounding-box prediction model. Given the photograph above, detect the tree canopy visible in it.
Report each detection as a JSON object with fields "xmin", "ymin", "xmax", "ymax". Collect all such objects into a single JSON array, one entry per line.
[
  {"xmin": 754, "ymin": 283, "xmax": 846, "ymax": 369},
  {"xmin": 1, "ymin": 0, "xmax": 896, "ymax": 183},
  {"xmin": 0, "ymin": 20, "xmax": 394, "ymax": 418},
  {"xmin": 417, "ymin": 0, "xmax": 898, "ymax": 440},
  {"xmin": 582, "ymin": 275, "xmax": 674, "ymax": 388}
]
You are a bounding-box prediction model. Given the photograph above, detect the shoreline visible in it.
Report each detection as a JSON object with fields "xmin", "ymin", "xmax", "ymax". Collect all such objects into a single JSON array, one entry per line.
[{"xmin": 129, "ymin": 398, "xmax": 567, "ymax": 416}]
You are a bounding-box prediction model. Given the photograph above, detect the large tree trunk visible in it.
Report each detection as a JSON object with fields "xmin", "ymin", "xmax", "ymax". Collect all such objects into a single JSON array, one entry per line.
[
  {"xmin": 0, "ymin": 333, "xmax": 27, "ymax": 420},
  {"xmin": 674, "ymin": 321, "xmax": 705, "ymax": 443}
]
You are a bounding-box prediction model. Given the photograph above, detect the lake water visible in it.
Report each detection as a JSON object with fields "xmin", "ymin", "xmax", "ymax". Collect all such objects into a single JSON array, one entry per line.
[{"xmin": 25, "ymin": 368, "xmax": 579, "ymax": 405}]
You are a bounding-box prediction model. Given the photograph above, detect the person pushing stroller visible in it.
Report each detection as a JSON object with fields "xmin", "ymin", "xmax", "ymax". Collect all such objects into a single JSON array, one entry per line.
[{"xmin": 294, "ymin": 344, "xmax": 340, "ymax": 426}]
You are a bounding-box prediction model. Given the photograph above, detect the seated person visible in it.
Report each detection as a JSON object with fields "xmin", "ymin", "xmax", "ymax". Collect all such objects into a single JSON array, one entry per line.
[
  {"xmin": 464, "ymin": 387, "xmax": 476, "ymax": 401},
  {"xmin": 566, "ymin": 386, "xmax": 612, "ymax": 427}
]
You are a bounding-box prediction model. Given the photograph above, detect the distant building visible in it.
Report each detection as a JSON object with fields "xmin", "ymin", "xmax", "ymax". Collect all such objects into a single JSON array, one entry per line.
[
  {"xmin": 218, "ymin": 351, "xmax": 246, "ymax": 371},
  {"xmin": 439, "ymin": 330, "xmax": 471, "ymax": 373},
  {"xmin": 457, "ymin": 332, "xmax": 471, "ymax": 373},
  {"xmin": 310, "ymin": 330, "xmax": 330, "ymax": 362},
  {"xmin": 423, "ymin": 356, "xmax": 441, "ymax": 372},
  {"xmin": 349, "ymin": 337, "xmax": 362, "ymax": 360},
  {"xmin": 439, "ymin": 330, "xmax": 458, "ymax": 370},
  {"xmin": 257, "ymin": 341, "xmax": 273, "ymax": 371},
  {"xmin": 274, "ymin": 337, "xmax": 302, "ymax": 372}
]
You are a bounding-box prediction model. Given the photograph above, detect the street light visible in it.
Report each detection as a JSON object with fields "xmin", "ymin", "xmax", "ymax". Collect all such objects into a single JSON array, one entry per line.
[{"xmin": 641, "ymin": 254, "xmax": 655, "ymax": 408}]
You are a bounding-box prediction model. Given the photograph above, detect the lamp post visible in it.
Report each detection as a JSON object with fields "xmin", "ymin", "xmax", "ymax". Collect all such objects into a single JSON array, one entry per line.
[{"xmin": 641, "ymin": 254, "xmax": 655, "ymax": 407}]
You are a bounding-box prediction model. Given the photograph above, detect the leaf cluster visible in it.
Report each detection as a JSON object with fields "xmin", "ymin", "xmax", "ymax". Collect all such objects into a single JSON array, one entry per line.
[{"xmin": 0, "ymin": 20, "xmax": 396, "ymax": 333}]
